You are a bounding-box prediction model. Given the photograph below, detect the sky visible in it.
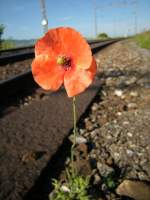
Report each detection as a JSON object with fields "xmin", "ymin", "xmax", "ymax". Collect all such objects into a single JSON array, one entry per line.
[{"xmin": 0, "ymin": 0, "xmax": 150, "ymax": 40}]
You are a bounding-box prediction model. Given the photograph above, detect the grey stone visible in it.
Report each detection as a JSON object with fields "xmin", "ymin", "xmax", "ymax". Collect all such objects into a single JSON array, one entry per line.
[
  {"xmin": 93, "ymin": 173, "xmax": 101, "ymax": 185},
  {"xmin": 130, "ymin": 91, "xmax": 138, "ymax": 97},
  {"xmin": 116, "ymin": 180, "xmax": 150, "ymax": 200},
  {"xmin": 126, "ymin": 149, "xmax": 134, "ymax": 157},
  {"xmin": 125, "ymin": 77, "xmax": 137, "ymax": 85},
  {"xmin": 127, "ymin": 103, "xmax": 137, "ymax": 110},
  {"xmin": 114, "ymin": 89, "xmax": 123, "ymax": 97},
  {"xmin": 97, "ymin": 162, "xmax": 114, "ymax": 177}
]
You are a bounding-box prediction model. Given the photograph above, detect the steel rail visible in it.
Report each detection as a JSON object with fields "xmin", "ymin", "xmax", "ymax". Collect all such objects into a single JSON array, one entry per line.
[
  {"xmin": 0, "ymin": 39, "xmax": 118, "ymax": 65},
  {"xmin": 0, "ymin": 39, "xmax": 110, "ymax": 54},
  {"xmin": 0, "ymin": 39, "xmax": 120, "ymax": 100}
]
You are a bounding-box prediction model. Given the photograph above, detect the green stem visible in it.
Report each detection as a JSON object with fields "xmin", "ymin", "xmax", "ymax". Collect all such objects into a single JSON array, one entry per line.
[{"xmin": 71, "ymin": 96, "xmax": 77, "ymax": 177}]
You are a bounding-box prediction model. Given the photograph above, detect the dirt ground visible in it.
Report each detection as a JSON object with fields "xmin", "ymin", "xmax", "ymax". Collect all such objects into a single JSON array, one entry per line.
[
  {"xmin": 74, "ymin": 39, "xmax": 150, "ymax": 199},
  {"xmin": 0, "ymin": 59, "xmax": 32, "ymax": 81}
]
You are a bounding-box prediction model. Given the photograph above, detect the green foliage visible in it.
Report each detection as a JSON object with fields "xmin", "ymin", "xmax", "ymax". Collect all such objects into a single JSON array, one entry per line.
[
  {"xmin": 97, "ymin": 33, "xmax": 109, "ymax": 40},
  {"xmin": 0, "ymin": 39, "xmax": 16, "ymax": 50},
  {"xmin": 50, "ymin": 171, "xmax": 90, "ymax": 200},
  {"xmin": 0, "ymin": 24, "xmax": 5, "ymax": 37},
  {"xmin": 0, "ymin": 24, "xmax": 5, "ymax": 49},
  {"xmin": 133, "ymin": 31, "xmax": 150, "ymax": 49},
  {"xmin": 103, "ymin": 172, "xmax": 118, "ymax": 191}
]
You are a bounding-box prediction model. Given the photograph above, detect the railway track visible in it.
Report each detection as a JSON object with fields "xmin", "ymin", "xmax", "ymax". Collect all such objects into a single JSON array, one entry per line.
[
  {"xmin": 0, "ymin": 38, "xmax": 123, "ymax": 200},
  {"xmin": 0, "ymin": 39, "xmax": 99, "ymax": 54},
  {"xmin": 0, "ymin": 39, "xmax": 120, "ymax": 101},
  {"xmin": 0, "ymin": 39, "xmax": 106, "ymax": 64},
  {"xmin": 0, "ymin": 39, "xmax": 115, "ymax": 82},
  {"xmin": 0, "ymin": 39, "xmax": 119, "ymax": 65}
]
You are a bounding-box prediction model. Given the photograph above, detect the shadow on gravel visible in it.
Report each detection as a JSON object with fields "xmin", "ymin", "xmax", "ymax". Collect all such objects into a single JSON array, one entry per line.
[
  {"xmin": 0, "ymin": 86, "xmax": 38, "ymax": 118},
  {"xmin": 2, "ymin": 68, "xmax": 149, "ymax": 200},
  {"xmin": 0, "ymin": 84, "xmax": 102, "ymax": 118},
  {"xmin": 2, "ymin": 67, "xmax": 147, "ymax": 117},
  {"xmin": 24, "ymin": 136, "xmax": 72, "ymax": 200},
  {"xmin": 24, "ymin": 86, "xmax": 103, "ymax": 200}
]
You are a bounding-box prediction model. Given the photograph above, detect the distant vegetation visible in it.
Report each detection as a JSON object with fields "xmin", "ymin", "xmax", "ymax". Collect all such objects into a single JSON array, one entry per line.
[
  {"xmin": 97, "ymin": 32, "xmax": 109, "ymax": 40},
  {"xmin": 0, "ymin": 23, "xmax": 16, "ymax": 50},
  {"xmin": 133, "ymin": 31, "xmax": 150, "ymax": 50},
  {"xmin": 0, "ymin": 39, "xmax": 36, "ymax": 50},
  {"xmin": 0, "ymin": 24, "xmax": 5, "ymax": 40},
  {"xmin": 1, "ymin": 39, "xmax": 16, "ymax": 50},
  {"xmin": 0, "ymin": 23, "xmax": 36, "ymax": 50},
  {"xmin": 0, "ymin": 24, "xmax": 5, "ymax": 49},
  {"xmin": 10, "ymin": 39, "xmax": 36, "ymax": 47}
]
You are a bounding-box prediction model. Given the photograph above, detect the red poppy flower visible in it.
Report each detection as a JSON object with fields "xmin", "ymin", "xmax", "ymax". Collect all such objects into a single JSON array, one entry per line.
[{"xmin": 32, "ymin": 27, "xmax": 97, "ymax": 97}]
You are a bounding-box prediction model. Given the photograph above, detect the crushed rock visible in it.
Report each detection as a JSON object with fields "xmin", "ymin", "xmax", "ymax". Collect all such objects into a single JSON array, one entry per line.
[{"xmin": 77, "ymin": 39, "xmax": 150, "ymax": 199}]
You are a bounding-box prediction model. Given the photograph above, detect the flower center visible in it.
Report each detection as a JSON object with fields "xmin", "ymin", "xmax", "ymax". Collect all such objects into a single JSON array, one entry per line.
[{"xmin": 57, "ymin": 56, "xmax": 71, "ymax": 70}]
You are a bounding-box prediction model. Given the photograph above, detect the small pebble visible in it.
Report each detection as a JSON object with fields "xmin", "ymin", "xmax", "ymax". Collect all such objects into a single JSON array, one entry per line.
[
  {"xmin": 69, "ymin": 135, "xmax": 87, "ymax": 144},
  {"xmin": 114, "ymin": 89, "xmax": 123, "ymax": 97},
  {"xmin": 106, "ymin": 157, "xmax": 114, "ymax": 166},
  {"xmin": 61, "ymin": 185, "xmax": 70, "ymax": 192},
  {"xmin": 127, "ymin": 132, "xmax": 133, "ymax": 137},
  {"xmin": 123, "ymin": 121, "xmax": 129, "ymax": 125},
  {"xmin": 93, "ymin": 173, "xmax": 101, "ymax": 185},
  {"xmin": 127, "ymin": 102, "xmax": 137, "ymax": 110},
  {"xmin": 117, "ymin": 112, "xmax": 122, "ymax": 116},
  {"xmin": 130, "ymin": 91, "xmax": 138, "ymax": 97},
  {"xmin": 126, "ymin": 149, "xmax": 134, "ymax": 157},
  {"xmin": 75, "ymin": 136, "xmax": 87, "ymax": 144}
]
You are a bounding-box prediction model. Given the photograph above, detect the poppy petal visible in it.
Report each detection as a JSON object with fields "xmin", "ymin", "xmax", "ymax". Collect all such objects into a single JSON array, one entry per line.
[
  {"xmin": 35, "ymin": 31, "xmax": 60, "ymax": 58},
  {"xmin": 35, "ymin": 27, "xmax": 92, "ymax": 69},
  {"xmin": 32, "ymin": 55, "xmax": 65, "ymax": 90},
  {"xmin": 64, "ymin": 57, "xmax": 97, "ymax": 97},
  {"xmin": 59, "ymin": 27, "xmax": 92, "ymax": 69}
]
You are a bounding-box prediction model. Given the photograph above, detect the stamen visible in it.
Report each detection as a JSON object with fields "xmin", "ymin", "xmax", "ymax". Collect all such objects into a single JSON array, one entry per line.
[{"xmin": 57, "ymin": 56, "xmax": 71, "ymax": 70}]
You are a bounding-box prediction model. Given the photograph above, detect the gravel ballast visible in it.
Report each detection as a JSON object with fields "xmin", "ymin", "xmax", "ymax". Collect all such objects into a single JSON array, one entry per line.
[{"xmin": 0, "ymin": 39, "xmax": 150, "ymax": 200}]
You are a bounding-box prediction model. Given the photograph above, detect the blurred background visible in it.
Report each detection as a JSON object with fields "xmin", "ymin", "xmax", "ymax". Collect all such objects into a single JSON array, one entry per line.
[
  {"xmin": 0, "ymin": 2, "xmax": 150, "ymax": 200},
  {"xmin": 0, "ymin": 0, "xmax": 150, "ymax": 49}
]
